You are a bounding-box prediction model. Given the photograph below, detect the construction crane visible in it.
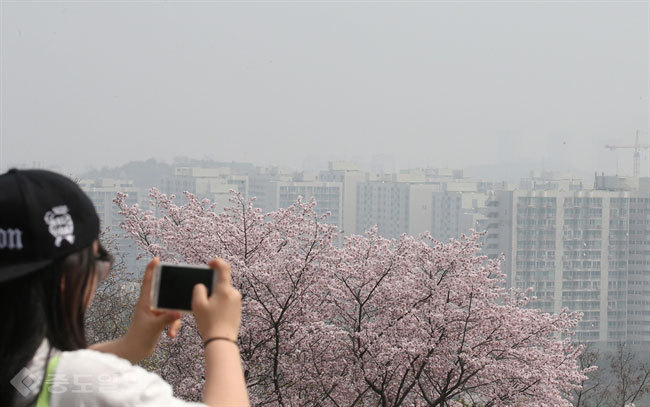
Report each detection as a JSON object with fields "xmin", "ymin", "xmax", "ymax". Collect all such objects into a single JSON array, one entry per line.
[{"xmin": 605, "ymin": 130, "xmax": 650, "ymax": 177}]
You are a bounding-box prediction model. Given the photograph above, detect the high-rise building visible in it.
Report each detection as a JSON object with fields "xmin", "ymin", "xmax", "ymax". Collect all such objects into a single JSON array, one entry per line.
[
  {"xmin": 319, "ymin": 162, "xmax": 366, "ymax": 235},
  {"xmin": 276, "ymin": 181, "xmax": 344, "ymax": 229},
  {"xmin": 431, "ymin": 190, "xmax": 490, "ymax": 241},
  {"xmin": 79, "ymin": 178, "xmax": 142, "ymax": 272},
  {"xmin": 246, "ymin": 165, "xmax": 347, "ymax": 230},
  {"xmin": 248, "ymin": 167, "xmax": 293, "ymax": 213},
  {"xmin": 356, "ymin": 170, "xmax": 493, "ymax": 240},
  {"xmin": 79, "ymin": 178, "xmax": 141, "ymax": 232},
  {"xmin": 356, "ymin": 181, "xmax": 411, "ymax": 238},
  {"xmin": 161, "ymin": 167, "xmax": 248, "ymax": 211},
  {"xmin": 483, "ymin": 175, "xmax": 650, "ymax": 349}
]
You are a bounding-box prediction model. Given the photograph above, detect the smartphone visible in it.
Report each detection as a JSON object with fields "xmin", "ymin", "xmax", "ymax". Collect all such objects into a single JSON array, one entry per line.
[{"xmin": 152, "ymin": 262, "xmax": 216, "ymax": 312}]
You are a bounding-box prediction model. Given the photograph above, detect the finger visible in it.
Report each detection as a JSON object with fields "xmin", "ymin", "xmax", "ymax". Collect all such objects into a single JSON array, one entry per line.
[
  {"xmin": 155, "ymin": 310, "xmax": 180, "ymax": 330},
  {"xmin": 168, "ymin": 318, "xmax": 182, "ymax": 338},
  {"xmin": 140, "ymin": 257, "xmax": 160, "ymax": 298},
  {"xmin": 192, "ymin": 283, "xmax": 209, "ymax": 312},
  {"xmin": 209, "ymin": 258, "xmax": 232, "ymax": 287},
  {"xmin": 158, "ymin": 311, "xmax": 181, "ymax": 323}
]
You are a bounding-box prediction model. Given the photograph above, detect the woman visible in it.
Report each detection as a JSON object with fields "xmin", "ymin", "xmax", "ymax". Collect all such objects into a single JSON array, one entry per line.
[{"xmin": 0, "ymin": 168, "xmax": 249, "ymax": 406}]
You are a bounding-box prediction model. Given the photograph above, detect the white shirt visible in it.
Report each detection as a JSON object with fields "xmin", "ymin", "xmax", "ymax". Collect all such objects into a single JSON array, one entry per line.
[{"xmin": 13, "ymin": 339, "xmax": 207, "ymax": 407}]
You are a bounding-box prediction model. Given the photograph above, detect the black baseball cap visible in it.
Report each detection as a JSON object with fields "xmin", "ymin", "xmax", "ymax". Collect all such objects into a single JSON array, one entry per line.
[{"xmin": 0, "ymin": 169, "xmax": 100, "ymax": 283}]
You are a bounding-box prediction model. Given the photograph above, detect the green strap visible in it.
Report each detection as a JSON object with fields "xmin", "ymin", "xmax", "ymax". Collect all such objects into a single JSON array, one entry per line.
[{"xmin": 36, "ymin": 354, "xmax": 60, "ymax": 407}]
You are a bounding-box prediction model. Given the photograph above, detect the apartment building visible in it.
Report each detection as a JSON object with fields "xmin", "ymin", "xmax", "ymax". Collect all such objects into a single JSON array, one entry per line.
[
  {"xmin": 356, "ymin": 169, "xmax": 493, "ymax": 239},
  {"xmin": 319, "ymin": 161, "xmax": 366, "ymax": 235},
  {"xmin": 484, "ymin": 175, "xmax": 650, "ymax": 349},
  {"xmin": 161, "ymin": 167, "xmax": 248, "ymax": 211},
  {"xmin": 276, "ymin": 181, "xmax": 344, "ymax": 229},
  {"xmin": 79, "ymin": 178, "xmax": 142, "ymax": 271},
  {"xmin": 248, "ymin": 166, "xmax": 294, "ymax": 213},
  {"xmin": 356, "ymin": 181, "xmax": 412, "ymax": 238}
]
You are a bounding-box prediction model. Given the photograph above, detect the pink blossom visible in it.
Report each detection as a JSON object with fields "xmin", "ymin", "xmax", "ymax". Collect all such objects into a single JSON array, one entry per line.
[{"xmin": 114, "ymin": 191, "xmax": 590, "ymax": 406}]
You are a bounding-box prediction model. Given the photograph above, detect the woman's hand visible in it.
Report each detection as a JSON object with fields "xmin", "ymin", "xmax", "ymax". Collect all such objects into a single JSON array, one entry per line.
[
  {"xmin": 122, "ymin": 258, "xmax": 182, "ymax": 360},
  {"xmin": 192, "ymin": 258, "xmax": 241, "ymax": 342}
]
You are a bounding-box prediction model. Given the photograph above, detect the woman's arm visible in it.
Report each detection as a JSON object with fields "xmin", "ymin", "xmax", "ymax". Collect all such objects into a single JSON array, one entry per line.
[
  {"xmin": 192, "ymin": 259, "xmax": 249, "ymax": 406},
  {"xmin": 90, "ymin": 258, "xmax": 181, "ymax": 364},
  {"xmin": 203, "ymin": 340, "xmax": 248, "ymax": 406}
]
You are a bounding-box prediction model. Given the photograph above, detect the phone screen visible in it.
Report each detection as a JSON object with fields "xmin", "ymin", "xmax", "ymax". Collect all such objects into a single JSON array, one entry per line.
[{"xmin": 156, "ymin": 264, "xmax": 214, "ymax": 311}]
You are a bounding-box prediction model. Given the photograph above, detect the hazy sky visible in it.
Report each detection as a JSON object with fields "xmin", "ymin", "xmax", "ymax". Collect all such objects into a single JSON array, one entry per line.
[{"xmin": 1, "ymin": 1, "xmax": 649, "ymax": 177}]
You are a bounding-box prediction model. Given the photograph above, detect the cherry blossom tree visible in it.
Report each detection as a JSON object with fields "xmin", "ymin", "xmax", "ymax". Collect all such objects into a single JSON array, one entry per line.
[
  {"xmin": 116, "ymin": 189, "xmax": 339, "ymax": 404},
  {"xmin": 86, "ymin": 227, "xmax": 138, "ymax": 344},
  {"xmin": 114, "ymin": 189, "xmax": 591, "ymax": 406},
  {"xmin": 303, "ymin": 230, "xmax": 588, "ymax": 406}
]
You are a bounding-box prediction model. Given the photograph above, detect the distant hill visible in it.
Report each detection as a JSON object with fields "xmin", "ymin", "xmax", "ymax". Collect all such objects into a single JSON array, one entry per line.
[
  {"xmin": 80, "ymin": 158, "xmax": 255, "ymax": 189},
  {"xmin": 80, "ymin": 159, "xmax": 174, "ymax": 189},
  {"xmin": 82, "ymin": 157, "xmax": 597, "ymax": 189}
]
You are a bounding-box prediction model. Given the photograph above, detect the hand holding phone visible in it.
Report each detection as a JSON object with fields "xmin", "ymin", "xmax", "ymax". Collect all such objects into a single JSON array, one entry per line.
[
  {"xmin": 113, "ymin": 258, "xmax": 183, "ymax": 363},
  {"xmin": 191, "ymin": 258, "xmax": 242, "ymax": 342}
]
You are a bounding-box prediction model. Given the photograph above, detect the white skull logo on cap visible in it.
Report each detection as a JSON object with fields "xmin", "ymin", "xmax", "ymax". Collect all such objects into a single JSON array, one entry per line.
[{"xmin": 44, "ymin": 205, "xmax": 75, "ymax": 247}]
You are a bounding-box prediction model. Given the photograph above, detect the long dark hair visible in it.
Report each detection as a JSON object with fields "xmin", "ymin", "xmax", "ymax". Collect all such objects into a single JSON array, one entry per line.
[{"xmin": 0, "ymin": 244, "xmax": 111, "ymax": 406}]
